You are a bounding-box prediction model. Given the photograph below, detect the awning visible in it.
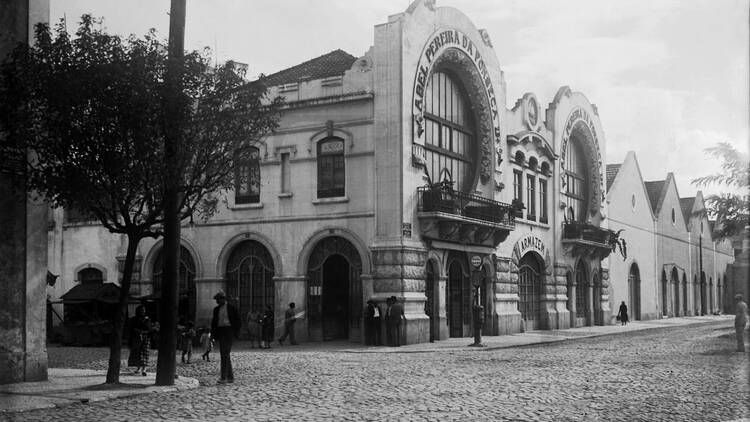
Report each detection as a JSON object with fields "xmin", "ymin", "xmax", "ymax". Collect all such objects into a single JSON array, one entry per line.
[{"xmin": 59, "ymin": 282, "xmax": 122, "ymax": 304}]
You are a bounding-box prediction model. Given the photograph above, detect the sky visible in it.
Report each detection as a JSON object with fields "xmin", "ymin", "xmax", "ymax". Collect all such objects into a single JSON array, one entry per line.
[{"xmin": 48, "ymin": 0, "xmax": 749, "ymax": 199}]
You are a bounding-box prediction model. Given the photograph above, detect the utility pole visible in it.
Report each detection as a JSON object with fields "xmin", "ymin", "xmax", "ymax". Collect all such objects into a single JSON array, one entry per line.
[{"xmin": 156, "ymin": 0, "xmax": 186, "ymax": 386}]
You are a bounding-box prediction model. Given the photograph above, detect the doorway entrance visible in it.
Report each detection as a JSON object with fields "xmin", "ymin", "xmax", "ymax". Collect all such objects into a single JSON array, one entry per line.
[
  {"xmin": 574, "ymin": 261, "xmax": 588, "ymax": 327},
  {"xmin": 447, "ymin": 255, "xmax": 469, "ymax": 338},
  {"xmin": 425, "ymin": 260, "xmax": 438, "ymax": 342},
  {"xmin": 518, "ymin": 253, "xmax": 542, "ymax": 330},
  {"xmin": 628, "ymin": 263, "xmax": 641, "ymax": 320},
  {"xmin": 307, "ymin": 236, "xmax": 362, "ymax": 342}
]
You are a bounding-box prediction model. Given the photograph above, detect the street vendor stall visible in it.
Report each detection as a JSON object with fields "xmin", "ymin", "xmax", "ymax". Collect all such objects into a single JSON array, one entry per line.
[{"xmin": 55, "ymin": 282, "xmax": 124, "ymax": 346}]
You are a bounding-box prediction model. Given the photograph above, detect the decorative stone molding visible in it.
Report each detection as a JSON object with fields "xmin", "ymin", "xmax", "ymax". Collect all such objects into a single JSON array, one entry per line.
[
  {"xmin": 559, "ymin": 107, "xmax": 603, "ymax": 217},
  {"xmin": 410, "ymin": 28, "xmax": 501, "ymax": 186}
]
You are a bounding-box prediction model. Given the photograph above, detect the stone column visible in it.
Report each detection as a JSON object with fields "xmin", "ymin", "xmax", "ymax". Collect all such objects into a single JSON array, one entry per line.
[
  {"xmin": 274, "ymin": 276, "xmax": 306, "ymax": 342},
  {"xmin": 494, "ymin": 256, "xmax": 521, "ymax": 335},
  {"xmin": 554, "ymin": 263, "xmax": 571, "ymax": 329},
  {"xmin": 599, "ymin": 268, "xmax": 612, "ymax": 325},
  {"xmin": 0, "ymin": 0, "xmax": 50, "ymax": 386},
  {"xmin": 194, "ymin": 278, "xmax": 223, "ymax": 329},
  {"xmin": 371, "ymin": 246, "xmax": 429, "ymax": 345}
]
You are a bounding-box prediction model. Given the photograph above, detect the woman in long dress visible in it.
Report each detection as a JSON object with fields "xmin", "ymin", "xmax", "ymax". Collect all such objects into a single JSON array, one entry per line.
[
  {"xmin": 617, "ymin": 301, "xmax": 629, "ymax": 326},
  {"xmin": 127, "ymin": 305, "xmax": 151, "ymax": 375}
]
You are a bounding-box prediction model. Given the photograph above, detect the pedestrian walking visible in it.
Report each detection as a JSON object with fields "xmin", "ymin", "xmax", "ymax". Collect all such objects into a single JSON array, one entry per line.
[
  {"xmin": 211, "ymin": 291, "xmax": 241, "ymax": 384},
  {"xmin": 180, "ymin": 321, "xmax": 196, "ymax": 364},
  {"xmin": 617, "ymin": 301, "xmax": 629, "ymax": 326},
  {"xmin": 385, "ymin": 296, "xmax": 405, "ymax": 347},
  {"xmin": 278, "ymin": 302, "xmax": 298, "ymax": 345},
  {"xmin": 261, "ymin": 304, "xmax": 274, "ymax": 349},
  {"xmin": 127, "ymin": 305, "xmax": 151, "ymax": 376},
  {"xmin": 734, "ymin": 294, "xmax": 748, "ymax": 352},
  {"xmin": 364, "ymin": 299, "xmax": 381, "ymax": 345},
  {"xmin": 199, "ymin": 327, "xmax": 214, "ymax": 361}
]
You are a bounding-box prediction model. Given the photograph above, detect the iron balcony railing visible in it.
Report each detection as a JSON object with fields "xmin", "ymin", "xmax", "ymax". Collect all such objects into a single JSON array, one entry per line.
[
  {"xmin": 562, "ymin": 221, "xmax": 615, "ymax": 246},
  {"xmin": 417, "ymin": 186, "xmax": 515, "ymax": 228}
]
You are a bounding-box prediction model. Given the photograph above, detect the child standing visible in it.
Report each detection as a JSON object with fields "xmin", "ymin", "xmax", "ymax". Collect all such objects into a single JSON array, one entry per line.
[
  {"xmin": 199, "ymin": 327, "xmax": 214, "ymax": 361},
  {"xmin": 181, "ymin": 321, "xmax": 196, "ymax": 364}
]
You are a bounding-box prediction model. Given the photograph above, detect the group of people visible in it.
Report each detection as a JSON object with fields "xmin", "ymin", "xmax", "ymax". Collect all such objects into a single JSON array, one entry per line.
[{"xmin": 365, "ymin": 296, "xmax": 405, "ymax": 347}]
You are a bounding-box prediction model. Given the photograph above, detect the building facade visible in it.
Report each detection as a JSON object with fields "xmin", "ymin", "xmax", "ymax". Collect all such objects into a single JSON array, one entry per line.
[
  {"xmin": 51, "ymin": 0, "xmax": 729, "ymax": 346},
  {"xmin": 606, "ymin": 152, "xmax": 658, "ymax": 322}
]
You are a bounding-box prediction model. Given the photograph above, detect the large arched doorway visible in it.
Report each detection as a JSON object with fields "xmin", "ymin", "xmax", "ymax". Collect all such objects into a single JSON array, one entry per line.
[
  {"xmin": 628, "ymin": 263, "xmax": 641, "ymax": 321},
  {"xmin": 661, "ymin": 270, "xmax": 668, "ymax": 317},
  {"xmin": 153, "ymin": 245, "xmax": 197, "ymax": 324},
  {"xmin": 425, "ymin": 260, "xmax": 439, "ymax": 342},
  {"xmin": 574, "ymin": 261, "xmax": 589, "ymax": 327},
  {"xmin": 693, "ymin": 274, "xmax": 699, "ymax": 315},
  {"xmin": 518, "ymin": 253, "xmax": 542, "ymax": 330},
  {"xmin": 682, "ymin": 274, "xmax": 688, "ymax": 315},
  {"xmin": 700, "ymin": 271, "xmax": 707, "ymax": 315},
  {"xmin": 225, "ymin": 240, "xmax": 275, "ymax": 337},
  {"xmin": 307, "ymin": 236, "xmax": 362, "ymax": 342},
  {"xmin": 447, "ymin": 253, "xmax": 469, "ymax": 338},
  {"xmin": 671, "ymin": 267, "xmax": 680, "ymax": 317}
]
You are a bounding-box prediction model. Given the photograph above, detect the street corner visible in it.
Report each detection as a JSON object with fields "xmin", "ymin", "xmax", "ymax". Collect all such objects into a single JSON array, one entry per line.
[{"xmin": 0, "ymin": 368, "xmax": 199, "ymax": 414}]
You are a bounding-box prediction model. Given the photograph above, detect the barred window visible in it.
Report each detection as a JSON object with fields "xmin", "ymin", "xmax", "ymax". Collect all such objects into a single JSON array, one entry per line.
[
  {"xmin": 235, "ymin": 147, "xmax": 261, "ymax": 204},
  {"xmin": 317, "ymin": 138, "xmax": 345, "ymax": 198}
]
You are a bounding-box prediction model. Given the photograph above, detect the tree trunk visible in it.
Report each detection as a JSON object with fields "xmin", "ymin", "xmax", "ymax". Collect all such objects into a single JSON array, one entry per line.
[
  {"xmin": 105, "ymin": 233, "xmax": 141, "ymax": 384},
  {"xmin": 156, "ymin": 0, "xmax": 186, "ymax": 387}
]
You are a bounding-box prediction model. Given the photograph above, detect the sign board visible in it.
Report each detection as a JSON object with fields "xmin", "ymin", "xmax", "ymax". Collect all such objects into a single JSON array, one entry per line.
[
  {"xmin": 470, "ymin": 255, "xmax": 482, "ymax": 269},
  {"xmin": 402, "ymin": 222, "xmax": 412, "ymax": 238}
]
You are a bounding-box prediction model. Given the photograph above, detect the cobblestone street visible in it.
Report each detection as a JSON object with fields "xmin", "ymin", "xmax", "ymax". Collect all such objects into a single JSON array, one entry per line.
[{"xmin": 10, "ymin": 320, "xmax": 750, "ymax": 421}]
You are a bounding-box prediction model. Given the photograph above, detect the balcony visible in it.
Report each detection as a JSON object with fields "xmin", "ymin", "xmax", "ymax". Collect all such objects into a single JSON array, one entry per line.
[
  {"xmin": 416, "ymin": 185, "xmax": 515, "ymax": 247},
  {"xmin": 562, "ymin": 221, "xmax": 619, "ymax": 259}
]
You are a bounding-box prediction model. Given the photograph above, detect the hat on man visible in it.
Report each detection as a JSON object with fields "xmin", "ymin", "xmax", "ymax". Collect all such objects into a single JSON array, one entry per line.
[
  {"xmin": 735, "ymin": 294, "xmax": 745, "ymax": 301},
  {"xmin": 214, "ymin": 291, "xmax": 226, "ymax": 300}
]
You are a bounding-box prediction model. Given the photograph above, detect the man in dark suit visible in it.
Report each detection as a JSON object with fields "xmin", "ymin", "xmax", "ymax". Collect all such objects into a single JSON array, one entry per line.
[
  {"xmin": 386, "ymin": 296, "xmax": 405, "ymax": 347},
  {"xmin": 211, "ymin": 291, "xmax": 241, "ymax": 383}
]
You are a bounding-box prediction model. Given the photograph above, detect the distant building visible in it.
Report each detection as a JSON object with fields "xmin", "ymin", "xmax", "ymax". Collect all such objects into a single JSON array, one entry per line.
[{"xmin": 48, "ymin": 0, "xmax": 732, "ymax": 345}]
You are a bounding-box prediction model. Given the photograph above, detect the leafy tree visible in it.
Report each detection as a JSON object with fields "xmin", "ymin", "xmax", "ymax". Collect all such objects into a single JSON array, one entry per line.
[
  {"xmin": 0, "ymin": 16, "xmax": 280, "ymax": 384},
  {"xmin": 692, "ymin": 142, "xmax": 749, "ymax": 240}
]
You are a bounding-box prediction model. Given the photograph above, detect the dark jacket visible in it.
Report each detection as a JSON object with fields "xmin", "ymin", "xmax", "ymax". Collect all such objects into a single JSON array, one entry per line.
[
  {"xmin": 211, "ymin": 302, "xmax": 241, "ymax": 337},
  {"xmin": 387, "ymin": 302, "xmax": 405, "ymax": 324}
]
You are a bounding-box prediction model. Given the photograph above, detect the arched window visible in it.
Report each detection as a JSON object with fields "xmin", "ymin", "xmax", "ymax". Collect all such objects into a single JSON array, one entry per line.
[
  {"xmin": 78, "ymin": 268, "xmax": 103, "ymax": 284},
  {"xmin": 317, "ymin": 137, "xmax": 345, "ymax": 198},
  {"xmin": 564, "ymin": 137, "xmax": 589, "ymax": 222},
  {"xmin": 423, "ymin": 71, "xmax": 476, "ymax": 192},
  {"xmin": 235, "ymin": 146, "xmax": 261, "ymax": 204},
  {"xmin": 225, "ymin": 240, "xmax": 275, "ymax": 319}
]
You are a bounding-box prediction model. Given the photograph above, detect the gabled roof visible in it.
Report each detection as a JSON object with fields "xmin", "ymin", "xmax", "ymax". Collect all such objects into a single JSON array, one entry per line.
[
  {"xmin": 644, "ymin": 180, "xmax": 665, "ymax": 214},
  {"xmin": 606, "ymin": 164, "xmax": 621, "ymax": 192},
  {"xmin": 680, "ymin": 197, "xmax": 696, "ymax": 223},
  {"xmin": 263, "ymin": 49, "xmax": 357, "ymax": 86}
]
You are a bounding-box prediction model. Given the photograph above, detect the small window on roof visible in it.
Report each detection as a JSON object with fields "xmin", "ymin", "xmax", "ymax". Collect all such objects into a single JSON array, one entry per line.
[
  {"xmin": 671, "ymin": 208, "xmax": 676, "ymax": 224},
  {"xmin": 631, "ymin": 194, "xmax": 636, "ymax": 210}
]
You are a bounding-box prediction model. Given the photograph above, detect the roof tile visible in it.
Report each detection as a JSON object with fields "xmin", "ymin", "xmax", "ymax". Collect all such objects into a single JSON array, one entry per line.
[
  {"xmin": 643, "ymin": 180, "xmax": 665, "ymax": 214},
  {"xmin": 263, "ymin": 49, "xmax": 357, "ymax": 86},
  {"xmin": 606, "ymin": 164, "xmax": 621, "ymax": 192}
]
